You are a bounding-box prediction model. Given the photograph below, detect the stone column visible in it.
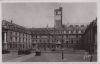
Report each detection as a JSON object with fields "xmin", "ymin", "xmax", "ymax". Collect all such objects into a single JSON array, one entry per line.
[{"xmin": 4, "ymin": 32, "xmax": 7, "ymax": 50}]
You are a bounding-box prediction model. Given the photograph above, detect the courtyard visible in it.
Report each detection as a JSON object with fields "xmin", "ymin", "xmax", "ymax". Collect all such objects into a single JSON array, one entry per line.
[{"xmin": 2, "ymin": 48, "xmax": 97, "ymax": 62}]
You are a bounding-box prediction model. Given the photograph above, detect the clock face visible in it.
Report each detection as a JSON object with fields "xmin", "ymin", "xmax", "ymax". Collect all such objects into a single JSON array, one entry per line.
[{"xmin": 55, "ymin": 15, "xmax": 61, "ymax": 20}]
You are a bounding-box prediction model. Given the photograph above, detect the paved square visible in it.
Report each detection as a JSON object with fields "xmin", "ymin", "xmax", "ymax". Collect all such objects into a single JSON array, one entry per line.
[{"xmin": 2, "ymin": 50, "xmax": 97, "ymax": 62}]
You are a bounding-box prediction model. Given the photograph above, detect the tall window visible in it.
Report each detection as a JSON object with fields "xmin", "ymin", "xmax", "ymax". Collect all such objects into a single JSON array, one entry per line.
[
  {"xmin": 10, "ymin": 36, "xmax": 12, "ymax": 42},
  {"xmin": 71, "ymin": 40, "xmax": 73, "ymax": 44},
  {"xmin": 78, "ymin": 30, "xmax": 81, "ymax": 34},
  {"xmin": 73, "ymin": 30, "xmax": 76, "ymax": 34},
  {"xmin": 37, "ymin": 36, "xmax": 40, "ymax": 38},
  {"xmin": 10, "ymin": 31, "xmax": 12, "ymax": 35},
  {"xmin": 64, "ymin": 30, "xmax": 66, "ymax": 34},
  {"xmin": 16, "ymin": 32, "xmax": 17, "ymax": 36},
  {"xmin": 69, "ymin": 31, "xmax": 71, "ymax": 34},
  {"xmin": 39, "ymin": 39, "xmax": 41, "ymax": 42}
]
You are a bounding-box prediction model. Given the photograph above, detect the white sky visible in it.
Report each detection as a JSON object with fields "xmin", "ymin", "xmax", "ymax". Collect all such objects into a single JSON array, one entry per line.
[{"xmin": 2, "ymin": 2, "xmax": 97, "ymax": 28}]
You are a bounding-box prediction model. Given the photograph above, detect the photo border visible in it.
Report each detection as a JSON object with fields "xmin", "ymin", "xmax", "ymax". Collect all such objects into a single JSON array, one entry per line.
[{"xmin": 0, "ymin": 0, "xmax": 99, "ymax": 64}]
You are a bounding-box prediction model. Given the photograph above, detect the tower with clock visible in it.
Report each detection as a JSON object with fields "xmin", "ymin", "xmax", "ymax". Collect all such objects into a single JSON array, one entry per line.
[{"xmin": 54, "ymin": 7, "xmax": 62, "ymax": 29}]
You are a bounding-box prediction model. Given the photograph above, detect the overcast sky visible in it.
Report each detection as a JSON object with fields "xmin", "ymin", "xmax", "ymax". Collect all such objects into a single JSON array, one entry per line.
[{"xmin": 2, "ymin": 3, "xmax": 97, "ymax": 28}]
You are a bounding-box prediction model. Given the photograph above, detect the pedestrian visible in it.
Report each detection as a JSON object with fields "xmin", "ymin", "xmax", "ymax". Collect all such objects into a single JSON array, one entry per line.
[
  {"xmin": 89, "ymin": 54, "xmax": 93, "ymax": 62},
  {"xmin": 83, "ymin": 52, "xmax": 91, "ymax": 61}
]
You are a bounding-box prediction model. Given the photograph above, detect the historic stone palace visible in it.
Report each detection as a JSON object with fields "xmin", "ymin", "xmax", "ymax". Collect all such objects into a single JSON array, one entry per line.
[{"xmin": 2, "ymin": 7, "xmax": 97, "ymax": 53}]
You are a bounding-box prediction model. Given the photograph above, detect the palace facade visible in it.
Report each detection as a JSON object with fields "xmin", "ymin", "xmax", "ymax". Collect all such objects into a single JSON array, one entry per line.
[
  {"xmin": 2, "ymin": 7, "xmax": 97, "ymax": 52},
  {"xmin": 2, "ymin": 20, "xmax": 32, "ymax": 51},
  {"xmin": 80, "ymin": 18, "xmax": 97, "ymax": 53},
  {"xmin": 2, "ymin": 20, "xmax": 87, "ymax": 51}
]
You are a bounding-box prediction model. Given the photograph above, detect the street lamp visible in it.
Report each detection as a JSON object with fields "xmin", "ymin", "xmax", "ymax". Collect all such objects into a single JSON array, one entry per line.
[
  {"xmin": 56, "ymin": 40, "xmax": 64, "ymax": 60},
  {"xmin": 61, "ymin": 37, "xmax": 64, "ymax": 60}
]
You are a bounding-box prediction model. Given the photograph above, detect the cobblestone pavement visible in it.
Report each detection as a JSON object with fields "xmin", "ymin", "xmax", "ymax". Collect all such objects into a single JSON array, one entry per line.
[
  {"xmin": 2, "ymin": 49, "xmax": 97, "ymax": 62},
  {"xmin": 2, "ymin": 51, "xmax": 24, "ymax": 62},
  {"xmin": 23, "ymin": 53, "xmax": 85, "ymax": 62}
]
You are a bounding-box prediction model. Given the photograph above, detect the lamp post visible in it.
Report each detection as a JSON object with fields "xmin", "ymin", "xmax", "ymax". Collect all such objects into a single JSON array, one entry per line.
[
  {"xmin": 61, "ymin": 36, "xmax": 64, "ymax": 60},
  {"xmin": 62, "ymin": 47, "xmax": 64, "ymax": 60}
]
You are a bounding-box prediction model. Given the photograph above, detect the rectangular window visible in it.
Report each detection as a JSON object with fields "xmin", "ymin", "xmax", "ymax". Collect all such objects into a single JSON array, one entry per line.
[
  {"xmin": 10, "ymin": 36, "xmax": 12, "ymax": 42},
  {"xmin": 41, "ymin": 36, "xmax": 47, "ymax": 38},
  {"xmin": 16, "ymin": 32, "xmax": 17, "ymax": 36},
  {"xmin": 13, "ymin": 37, "xmax": 15, "ymax": 42},
  {"xmin": 69, "ymin": 31, "xmax": 71, "ymax": 34},
  {"xmin": 40, "ymin": 40, "xmax": 41, "ymax": 42},
  {"xmin": 37, "ymin": 36, "xmax": 40, "ymax": 38}
]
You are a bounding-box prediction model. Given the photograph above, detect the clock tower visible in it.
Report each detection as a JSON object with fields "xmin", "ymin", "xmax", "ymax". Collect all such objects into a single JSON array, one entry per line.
[{"xmin": 54, "ymin": 7, "xmax": 62, "ymax": 28}]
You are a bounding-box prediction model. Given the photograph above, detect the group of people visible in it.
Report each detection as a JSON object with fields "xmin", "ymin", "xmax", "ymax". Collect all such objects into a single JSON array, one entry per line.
[{"xmin": 83, "ymin": 52, "xmax": 93, "ymax": 62}]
